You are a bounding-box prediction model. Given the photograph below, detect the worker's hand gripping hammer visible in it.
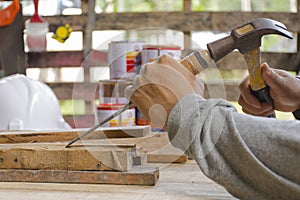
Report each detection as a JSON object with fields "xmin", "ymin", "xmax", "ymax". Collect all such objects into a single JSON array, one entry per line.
[{"xmin": 207, "ymin": 18, "xmax": 293, "ymax": 117}]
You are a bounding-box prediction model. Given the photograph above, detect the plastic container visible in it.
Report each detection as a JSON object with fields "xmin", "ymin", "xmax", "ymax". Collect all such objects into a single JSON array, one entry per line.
[{"xmin": 25, "ymin": 19, "xmax": 49, "ymax": 52}]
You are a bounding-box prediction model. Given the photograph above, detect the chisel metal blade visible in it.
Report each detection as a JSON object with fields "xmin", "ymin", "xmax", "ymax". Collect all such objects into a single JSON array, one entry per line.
[{"xmin": 65, "ymin": 102, "xmax": 134, "ymax": 148}]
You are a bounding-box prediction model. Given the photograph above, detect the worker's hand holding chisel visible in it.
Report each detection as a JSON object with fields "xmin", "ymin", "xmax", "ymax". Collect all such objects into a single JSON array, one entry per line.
[
  {"xmin": 124, "ymin": 55, "xmax": 205, "ymax": 130},
  {"xmin": 238, "ymin": 62, "xmax": 300, "ymax": 116}
]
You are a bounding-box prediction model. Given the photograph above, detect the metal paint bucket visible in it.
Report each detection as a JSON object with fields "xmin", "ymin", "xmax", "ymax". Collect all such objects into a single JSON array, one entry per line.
[
  {"xmin": 136, "ymin": 45, "xmax": 181, "ymax": 127},
  {"xmin": 108, "ymin": 41, "xmax": 144, "ymax": 79},
  {"xmin": 141, "ymin": 45, "xmax": 182, "ymax": 65},
  {"xmin": 96, "ymin": 104, "xmax": 136, "ymax": 127},
  {"xmin": 99, "ymin": 79, "xmax": 132, "ymax": 104}
]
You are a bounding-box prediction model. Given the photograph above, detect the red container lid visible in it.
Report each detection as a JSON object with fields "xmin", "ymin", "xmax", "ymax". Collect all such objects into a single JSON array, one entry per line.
[
  {"xmin": 142, "ymin": 44, "xmax": 181, "ymax": 50},
  {"xmin": 97, "ymin": 103, "xmax": 125, "ymax": 110}
]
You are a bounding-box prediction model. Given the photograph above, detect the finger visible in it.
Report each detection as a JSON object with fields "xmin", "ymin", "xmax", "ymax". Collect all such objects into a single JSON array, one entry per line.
[
  {"xmin": 238, "ymin": 95, "xmax": 273, "ymax": 114},
  {"xmin": 242, "ymin": 105, "xmax": 274, "ymax": 117},
  {"xmin": 239, "ymin": 76, "xmax": 262, "ymax": 109},
  {"xmin": 156, "ymin": 54, "xmax": 178, "ymax": 65},
  {"xmin": 156, "ymin": 54, "xmax": 194, "ymax": 77},
  {"xmin": 194, "ymin": 76, "xmax": 205, "ymax": 96},
  {"xmin": 261, "ymin": 62, "xmax": 284, "ymax": 90},
  {"xmin": 124, "ymin": 85, "xmax": 134, "ymax": 100},
  {"xmin": 139, "ymin": 63, "xmax": 149, "ymax": 76},
  {"xmin": 124, "ymin": 74, "xmax": 142, "ymax": 100}
]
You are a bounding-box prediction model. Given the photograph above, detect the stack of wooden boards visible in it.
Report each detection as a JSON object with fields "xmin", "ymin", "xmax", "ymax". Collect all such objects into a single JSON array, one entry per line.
[{"xmin": 0, "ymin": 126, "xmax": 187, "ymax": 186}]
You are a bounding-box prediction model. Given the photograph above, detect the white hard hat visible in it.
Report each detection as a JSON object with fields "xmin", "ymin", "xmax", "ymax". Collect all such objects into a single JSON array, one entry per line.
[{"xmin": 0, "ymin": 74, "xmax": 71, "ymax": 130}]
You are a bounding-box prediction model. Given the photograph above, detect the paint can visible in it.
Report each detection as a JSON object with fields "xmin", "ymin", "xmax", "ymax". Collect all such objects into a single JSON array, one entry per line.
[
  {"xmin": 141, "ymin": 45, "xmax": 182, "ymax": 65},
  {"xmin": 95, "ymin": 104, "xmax": 136, "ymax": 127},
  {"xmin": 136, "ymin": 109, "xmax": 150, "ymax": 126},
  {"xmin": 136, "ymin": 109, "xmax": 164, "ymax": 132},
  {"xmin": 108, "ymin": 41, "xmax": 144, "ymax": 79},
  {"xmin": 99, "ymin": 79, "xmax": 132, "ymax": 104},
  {"xmin": 135, "ymin": 45, "xmax": 181, "ymax": 127}
]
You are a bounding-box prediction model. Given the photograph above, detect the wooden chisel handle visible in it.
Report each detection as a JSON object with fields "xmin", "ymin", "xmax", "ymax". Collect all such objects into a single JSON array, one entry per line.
[{"xmin": 180, "ymin": 50, "xmax": 214, "ymax": 75}]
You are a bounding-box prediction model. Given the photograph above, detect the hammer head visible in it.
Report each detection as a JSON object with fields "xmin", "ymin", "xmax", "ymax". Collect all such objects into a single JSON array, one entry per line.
[{"xmin": 207, "ymin": 18, "xmax": 293, "ymax": 61}]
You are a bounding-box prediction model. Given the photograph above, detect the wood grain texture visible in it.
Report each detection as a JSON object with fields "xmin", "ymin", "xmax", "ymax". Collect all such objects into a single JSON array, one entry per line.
[
  {"xmin": 0, "ymin": 143, "xmax": 135, "ymax": 171},
  {"xmin": 29, "ymin": 12, "xmax": 300, "ymax": 32},
  {"xmin": 0, "ymin": 130, "xmax": 187, "ymax": 164},
  {"xmin": 0, "ymin": 161, "xmax": 236, "ymax": 199},
  {"xmin": 0, "ymin": 126, "xmax": 151, "ymax": 144},
  {"xmin": 26, "ymin": 51, "xmax": 300, "ymax": 71},
  {"xmin": 49, "ymin": 81, "xmax": 240, "ymax": 102},
  {"xmin": 0, "ymin": 166, "xmax": 159, "ymax": 186},
  {"xmin": 0, "ymin": 9, "xmax": 25, "ymax": 75},
  {"xmin": 27, "ymin": 50, "xmax": 107, "ymax": 68},
  {"xmin": 86, "ymin": 132, "xmax": 188, "ymax": 164}
]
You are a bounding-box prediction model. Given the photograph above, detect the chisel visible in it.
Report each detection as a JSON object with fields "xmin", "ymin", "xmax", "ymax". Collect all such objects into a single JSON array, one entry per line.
[{"xmin": 65, "ymin": 50, "xmax": 213, "ymax": 148}]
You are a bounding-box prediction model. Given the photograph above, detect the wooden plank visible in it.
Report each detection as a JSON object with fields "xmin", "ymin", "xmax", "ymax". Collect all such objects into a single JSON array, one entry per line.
[
  {"xmin": 49, "ymin": 81, "xmax": 240, "ymax": 102},
  {"xmin": 64, "ymin": 114, "xmax": 95, "ymax": 128},
  {"xmin": 147, "ymin": 154, "xmax": 188, "ymax": 163},
  {"xmin": 27, "ymin": 50, "xmax": 107, "ymax": 68},
  {"xmin": 0, "ymin": 8, "xmax": 25, "ymax": 75},
  {"xmin": 0, "ymin": 166, "xmax": 159, "ymax": 186},
  {"xmin": 0, "ymin": 126, "xmax": 151, "ymax": 144},
  {"xmin": 0, "ymin": 143, "xmax": 135, "ymax": 171},
  {"xmin": 0, "ymin": 161, "xmax": 235, "ymax": 199},
  {"xmin": 35, "ymin": 12, "xmax": 300, "ymax": 32},
  {"xmin": 217, "ymin": 51, "xmax": 300, "ymax": 71},
  {"xmin": 92, "ymin": 132, "xmax": 188, "ymax": 164},
  {"xmin": 47, "ymin": 82, "xmax": 99, "ymax": 100},
  {"xmin": 27, "ymin": 51, "xmax": 300, "ymax": 71}
]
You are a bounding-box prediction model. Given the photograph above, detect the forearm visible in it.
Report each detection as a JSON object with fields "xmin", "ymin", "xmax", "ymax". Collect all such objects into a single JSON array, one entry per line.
[{"xmin": 167, "ymin": 94, "xmax": 300, "ymax": 200}]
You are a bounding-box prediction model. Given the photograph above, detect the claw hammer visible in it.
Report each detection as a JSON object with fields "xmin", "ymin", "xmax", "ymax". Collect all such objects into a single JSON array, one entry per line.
[{"xmin": 207, "ymin": 18, "xmax": 293, "ymax": 117}]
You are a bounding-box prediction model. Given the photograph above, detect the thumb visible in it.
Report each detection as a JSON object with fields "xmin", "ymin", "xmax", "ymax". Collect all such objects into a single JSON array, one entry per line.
[
  {"xmin": 261, "ymin": 62, "xmax": 282, "ymax": 90},
  {"xmin": 124, "ymin": 85, "xmax": 134, "ymax": 101}
]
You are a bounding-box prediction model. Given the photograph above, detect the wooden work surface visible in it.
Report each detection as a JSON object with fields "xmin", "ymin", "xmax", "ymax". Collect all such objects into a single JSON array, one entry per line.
[{"xmin": 0, "ymin": 160, "xmax": 236, "ymax": 200}]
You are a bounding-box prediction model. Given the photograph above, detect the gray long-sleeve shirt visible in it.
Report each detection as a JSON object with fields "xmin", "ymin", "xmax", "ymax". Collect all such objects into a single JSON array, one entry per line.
[{"xmin": 167, "ymin": 94, "xmax": 300, "ymax": 200}]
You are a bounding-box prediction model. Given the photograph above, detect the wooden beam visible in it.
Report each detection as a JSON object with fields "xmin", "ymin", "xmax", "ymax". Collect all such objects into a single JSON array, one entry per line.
[
  {"xmin": 0, "ymin": 126, "xmax": 151, "ymax": 144},
  {"xmin": 93, "ymin": 132, "xmax": 188, "ymax": 164},
  {"xmin": 183, "ymin": 0, "xmax": 192, "ymax": 11},
  {"xmin": 216, "ymin": 51, "xmax": 300, "ymax": 71},
  {"xmin": 0, "ymin": 8, "xmax": 25, "ymax": 75},
  {"xmin": 64, "ymin": 114, "xmax": 95, "ymax": 128},
  {"xmin": 48, "ymin": 81, "xmax": 240, "ymax": 102},
  {"xmin": 47, "ymin": 82, "xmax": 99, "ymax": 100},
  {"xmin": 35, "ymin": 12, "xmax": 300, "ymax": 32},
  {"xmin": 0, "ymin": 143, "xmax": 135, "ymax": 171},
  {"xmin": 147, "ymin": 154, "xmax": 188, "ymax": 163},
  {"xmin": 0, "ymin": 166, "xmax": 159, "ymax": 186},
  {"xmin": 27, "ymin": 50, "xmax": 107, "ymax": 68},
  {"xmin": 27, "ymin": 50, "xmax": 300, "ymax": 71}
]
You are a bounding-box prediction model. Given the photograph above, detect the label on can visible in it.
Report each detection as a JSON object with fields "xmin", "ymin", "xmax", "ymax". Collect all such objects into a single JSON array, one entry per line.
[
  {"xmin": 96, "ymin": 104, "xmax": 136, "ymax": 127},
  {"xmin": 136, "ymin": 108, "xmax": 150, "ymax": 126},
  {"xmin": 108, "ymin": 41, "xmax": 145, "ymax": 79},
  {"xmin": 136, "ymin": 108, "xmax": 164, "ymax": 132},
  {"xmin": 141, "ymin": 45, "xmax": 182, "ymax": 65}
]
